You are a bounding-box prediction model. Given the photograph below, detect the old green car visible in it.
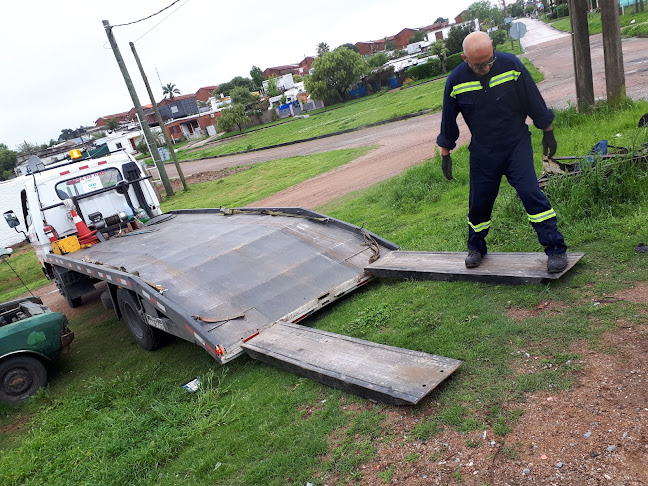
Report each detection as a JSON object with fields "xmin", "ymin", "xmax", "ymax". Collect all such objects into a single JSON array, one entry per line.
[{"xmin": 0, "ymin": 296, "xmax": 74, "ymax": 403}]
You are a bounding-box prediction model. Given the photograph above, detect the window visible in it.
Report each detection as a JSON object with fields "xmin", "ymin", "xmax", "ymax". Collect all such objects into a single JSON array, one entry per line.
[
  {"xmin": 55, "ymin": 168, "xmax": 122, "ymax": 200},
  {"xmin": 171, "ymin": 106, "xmax": 179, "ymax": 114},
  {"xmin": 115, "ymin": 142, "xmax": 123, "ymax": 149}
]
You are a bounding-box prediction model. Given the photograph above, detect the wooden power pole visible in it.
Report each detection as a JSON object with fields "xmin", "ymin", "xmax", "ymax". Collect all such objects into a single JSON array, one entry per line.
[
  {"xmin": 102, "ymin": 20, "xmax": 175, "ymax": 197},
  {"xmin": 130, "ymin": 42, "xmax": 188, "ymax": 191},
  {"xmin": 568, "ymin": 0, "xmax": 595, "ymax": 112},
  {"xmin": 600, "ymin": 0, "xmax": 626, "ymax": 105}
]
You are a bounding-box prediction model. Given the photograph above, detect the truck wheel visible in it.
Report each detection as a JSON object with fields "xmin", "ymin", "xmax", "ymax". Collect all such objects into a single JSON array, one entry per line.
[
  {"xmin": 55, "ymin": 278, "xmax": 82, "ymax": 308},
  {"xmin": 116, "ymin": 289, "xmax": 164, "ymax": 351},
  {"xmin": 0, "ymin": 356, "xmax": 48, "ymax": 403}
]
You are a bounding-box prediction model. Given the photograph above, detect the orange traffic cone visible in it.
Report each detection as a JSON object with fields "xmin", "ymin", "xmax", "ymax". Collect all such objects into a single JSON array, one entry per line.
[{"xmin": 71, "ymin": 209, "xmax": 100, "ymax": 245}]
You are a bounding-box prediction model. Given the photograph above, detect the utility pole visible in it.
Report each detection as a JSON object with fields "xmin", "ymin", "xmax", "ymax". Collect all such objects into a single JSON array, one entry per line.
[
  {"xmin": 600, "ymin": 0, "xmax": 626, "ymax": 105},
  {"xmin": 102, "ymin": 20, "xmax": 174, "ymax": 197},
  {"xmin": 130, "ymin": 42, "xmax": 188, "ymax": 191},
  {"xmin": 568, "ymin": 0, "xmax": 595, "ymax": 112}
]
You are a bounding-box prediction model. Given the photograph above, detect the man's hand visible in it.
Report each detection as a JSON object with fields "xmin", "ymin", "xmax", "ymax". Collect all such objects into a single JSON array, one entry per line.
[
  {"xmin": 441, "ymin": 154, "xmax": 453, "ymax": 180},
  {"xmin": 542, "ymin": 130, "xmax": 557, "ymax": 158}
]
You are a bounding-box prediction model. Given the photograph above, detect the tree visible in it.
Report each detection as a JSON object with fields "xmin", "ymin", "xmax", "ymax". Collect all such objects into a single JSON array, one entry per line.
[
  {"xmin": 293, "ymin": 74, "xmax": 303, "ymax": 82},
  {"xmin": 430, "ymin": 40, "xmax": 449, "ymax": 73},
  {"xmin": 489, "ymin": 29, "xmax": 507, "ymax": 48},
  {"xmin": 317, "ymin": 42, "xmax": 330, "ymax": 57},
  {"xmin": 250, "ymin": 65, "xmax": 265, "ymax": 88},
  {"xmin": 408, "ymin": 30, "xmax": 427, "ymax": 44},
  {"xmin": 265, "ymin": 76, "xmax": 280, "ymax": 97},
  {"xmin": 506, "ymin": 3, "xmax": 524, "ymax": 17},
  {"xmin": 106, "ymin": 118, "xmax": 120, "ymax": 131},
  {"xmin": 0, "ymin": 147, "xmax": 18, "ymax": 181},
  {"xmin": 445, "ymin": 23, "xmax": 475, "ymax": 55},
  {"xmin": 385, "ymin": 39, "xmax": 397, "ymax": 51},
  {"xmin": 217, "ymin": 104, "xmax": 250, "ymax": 132},
  {"xmin": 337, "ymin": 43, "xmax": 359, "ymax": 53},
  {"xmin": 434, "ymin": 16, "xmax": 447, "ymax": 23},
  {"xmin": 162, "ymin": 83, "xmax": 180, "ymax": 102},
  {"xmin": 304, "ymin": 48, "xmax": 366, "ymax": 103},
  {"xmin": 230, "ymin": 86, "xmax": 260, "ymax": 108},
  {"xmin": 217, "ymin": 76, "xmax": 255, "ymax": 96},
  {"xmin": 16, "ymin": 141, "xmax": 37, "ymax": 156},
  {"xmin": 367, "ymin": 52, "xmax": 389, "ymax": 68},
  {"xmin": 59, "ymin": 128, "xmax": 75, "ymax": 141}
]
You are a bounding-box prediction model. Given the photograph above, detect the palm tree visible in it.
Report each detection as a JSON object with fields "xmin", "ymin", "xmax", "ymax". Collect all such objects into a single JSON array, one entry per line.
[
  {"xmin": 162, "ymin": 83, "xmax": 180, "ymax": 103},
  {"xmin": 316, "ymin": 42, "xmax": 330, "ymax": 57}
]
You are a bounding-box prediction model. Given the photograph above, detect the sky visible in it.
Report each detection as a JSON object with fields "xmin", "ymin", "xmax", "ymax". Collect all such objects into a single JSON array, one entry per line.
[{"xmin": 0, "ymin": 0, "xmax": 477, "ymax": 150}]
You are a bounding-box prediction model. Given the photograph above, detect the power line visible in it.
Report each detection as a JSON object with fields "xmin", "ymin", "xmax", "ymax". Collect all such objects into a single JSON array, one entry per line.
[
  {"xmin": 108, "ymin": 0, "xmax": 183, "ymax": 28},
  {"xmin": 132, "ymin": 0, "xmax": 190, "ymax": 42}
]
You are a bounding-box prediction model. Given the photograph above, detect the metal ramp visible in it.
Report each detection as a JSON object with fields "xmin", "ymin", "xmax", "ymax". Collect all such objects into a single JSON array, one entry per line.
[
  {"xmin": 365, "ymin": 251, "xmax": 585, "ymax": 285},
  {"xmin": 242, "ymin": 322, "xmax": 462, "ymax": 405}
]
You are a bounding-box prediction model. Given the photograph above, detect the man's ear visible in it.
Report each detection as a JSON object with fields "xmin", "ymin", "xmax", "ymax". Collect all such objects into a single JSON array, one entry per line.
[{"xmin": 461, "ymin": 54, "xmax": 467, "ymax": 62}]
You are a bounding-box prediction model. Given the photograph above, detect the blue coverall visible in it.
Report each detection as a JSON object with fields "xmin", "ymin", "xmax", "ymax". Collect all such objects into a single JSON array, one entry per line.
[{"xmin": 436, "ymin": 51, "xmax": 567, "ymax": 256}]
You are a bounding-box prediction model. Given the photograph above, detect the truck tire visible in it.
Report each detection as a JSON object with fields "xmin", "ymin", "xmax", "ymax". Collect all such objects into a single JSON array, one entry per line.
[
  {"xmin": 55, "ymin": 277, "xmax": 82, "ymax": 308},
  {"xmin": 0, "ymin": 356, "xmax": 48, "ymax": 403},
  {"xmin": 116, "ymin": 289, "xmax": 165, "ymax": 351}
]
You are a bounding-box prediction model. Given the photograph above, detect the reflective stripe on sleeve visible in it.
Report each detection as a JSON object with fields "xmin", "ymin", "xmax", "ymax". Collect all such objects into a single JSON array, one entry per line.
[
  {"xmin": 527, "ymin": 208, "xmax": 556, "ymax": 223},
  {"xmin": 450, "ymin": 81, "xmax": 482, "ymax": 98},
  {"xmin": 468, "ymin": 218, "xmax": 491, "ymax": 232},
  {"xmin": 489, "ymin": 70, "xmax": 521, "ymax": 88}
]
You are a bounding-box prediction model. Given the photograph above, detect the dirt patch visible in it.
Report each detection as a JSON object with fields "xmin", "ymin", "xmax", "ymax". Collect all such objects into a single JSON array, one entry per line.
[
  {"xmin": 508, "ymin": 299, "xmax": 570, "ymax": 322},
  {"xmin": 614, "ymin": 283, "xmax": 648, "ymax": 305},
  {"xmin": 352, "ymin": 321, "xmax": 648, "ymax": 485},
  {"xmin": 163, "ymin": 166, "xmax": 249, "ymax": 195}
]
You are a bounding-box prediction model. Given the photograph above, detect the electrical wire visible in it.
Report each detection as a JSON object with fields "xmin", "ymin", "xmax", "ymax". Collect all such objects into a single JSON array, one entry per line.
[
  {"xmin": 109, "ymin": 0, "xmax": 183, "ymax": 28},
  {"xmin": 132, "ymin": 0, "xmax": 190, "ymax": 43}
]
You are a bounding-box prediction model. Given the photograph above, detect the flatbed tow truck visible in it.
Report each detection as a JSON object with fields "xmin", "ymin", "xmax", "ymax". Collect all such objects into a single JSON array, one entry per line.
[{"xmin": 3, "ymin": 150, "xmax": 582, "ymax": 405}]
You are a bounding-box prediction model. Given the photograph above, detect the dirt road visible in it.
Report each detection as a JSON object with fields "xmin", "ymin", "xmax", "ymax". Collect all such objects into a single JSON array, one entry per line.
[{"xmin": 154, "ymin": 22, "xmax": 648, "ymax": 208}]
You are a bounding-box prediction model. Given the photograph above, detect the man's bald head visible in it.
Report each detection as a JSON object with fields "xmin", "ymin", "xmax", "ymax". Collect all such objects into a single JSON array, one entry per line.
[
  {"xmin": 462, "ymin": 31, "xmax": 493, "ymax": 58},
  {"xmin": 461, "ymin": 31, "xmax": 495, "ymax": 75}
]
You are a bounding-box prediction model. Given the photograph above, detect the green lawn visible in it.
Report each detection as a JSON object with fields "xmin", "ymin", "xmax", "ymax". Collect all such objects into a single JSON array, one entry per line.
[
  {"xmin": 550, "ymin": 9, "xmax": 648, "ymax": 36},
  {"xmin": 1, "ymin": 100, "xmax": 647, "ymax": 485}
]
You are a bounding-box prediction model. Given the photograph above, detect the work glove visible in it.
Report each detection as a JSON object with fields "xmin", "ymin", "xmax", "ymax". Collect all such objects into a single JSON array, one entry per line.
[
  {"xmin": 542, "ymin": 130, "xmax": 557, "ymax": 158},
  {"xmin": 441, "ymin": 154, "xmax": 453, "ymax": 180}
]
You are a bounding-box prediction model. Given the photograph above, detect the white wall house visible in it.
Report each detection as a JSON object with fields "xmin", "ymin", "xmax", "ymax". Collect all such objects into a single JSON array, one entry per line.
[
  {"xmin": 94, "ymin": 127, "xmax": 162, "ymax": 154},
  {"xmin": 208, "ymin": 95, "xmax": 232, "ymax": 112},
  {"xmin": 262, "ymin": 73, "xmax": 295, "ymax": 94}
]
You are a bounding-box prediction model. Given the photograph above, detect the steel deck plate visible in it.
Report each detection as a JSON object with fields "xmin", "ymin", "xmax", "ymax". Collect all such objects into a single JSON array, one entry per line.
[
  {"xmin": 242, "ymin": 322, "xmax": 462, "ymax": 405},
  {"xmin": 366, "ymin": 251, "xmax": 585, "ymax": 284}
]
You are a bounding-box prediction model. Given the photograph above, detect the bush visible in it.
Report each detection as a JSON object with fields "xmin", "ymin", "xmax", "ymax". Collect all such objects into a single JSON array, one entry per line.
[
  {"xmin": 406, "ymin": 58, "xmax": 442, "ymax": 80},
  {"xmin": 445, "ymin": 53, "xmax": 464, "ymax": 71},
  {"xmin": 136, "ymin": 140, "xmax": 149, "ymax": 155}
]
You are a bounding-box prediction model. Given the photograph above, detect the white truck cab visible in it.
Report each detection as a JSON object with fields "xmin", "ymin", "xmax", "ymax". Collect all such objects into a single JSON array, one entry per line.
[{"xmin": 4, "ymin": 149, "xmax": 162, "ymax": 306}]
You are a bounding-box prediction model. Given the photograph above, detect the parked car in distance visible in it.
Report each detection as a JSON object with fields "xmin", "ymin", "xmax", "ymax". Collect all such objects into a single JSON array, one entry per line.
[{"xmin": 0, "ymin": 296, "xmax": 74, "ymax": 403}]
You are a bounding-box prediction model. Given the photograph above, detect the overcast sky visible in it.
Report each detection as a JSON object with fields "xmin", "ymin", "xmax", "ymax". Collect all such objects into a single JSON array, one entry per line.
[{"xmin": 1, "ymin": 0, "xmax": 478, "ymax": 150}]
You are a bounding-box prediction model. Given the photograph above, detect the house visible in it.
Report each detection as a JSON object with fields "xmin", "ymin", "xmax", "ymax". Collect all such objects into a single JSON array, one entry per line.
[
  {"xmin": 93, "ymin": 127, "xmax": 162, "ymax": 154},
  {"xmin": 263, "ymin": 57, "xmax": 314, "ymax": 79},
  {"xmin": 209, "ymin": 95, "xmax": 232, "ymax": 112},
  {"xmin": 95, "ymin": 111, "xmax": 131, "ymax": 128},
  {"xmin": 455, "ymin": 10, "xmax": 468, "ymax": 24},
  {"xmin": 195, "ymin": 86, "xmax": 218, "ymax": 102},
  {"xmin": 158, "ymin": 94, "xmax": 199, "ymax": 120},
  {"xmin": 262, "ymin": 73, "xmax": 295, "ymax": 93},
  {"xmin": 355, "ymin": 39, "xmax": 386, "ymax": 56},
  {"xmin": 163, "ymin": 112, "xmax": 220, "ymax": 141}
]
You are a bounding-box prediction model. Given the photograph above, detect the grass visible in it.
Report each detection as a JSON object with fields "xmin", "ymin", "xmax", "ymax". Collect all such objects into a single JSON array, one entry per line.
[
  {"xmin": 1, "ymin": 99, "xmax": 647, "ymax": 484},
  {"xmin": 550, "ymin": 9, "xmax": 648, "ymax": 36},
  {"xmin": 0, "ymin": 246, "xmax": 49, "ymax": 302},
  {"xmin": 175, "ymin": 82, "xmax": 446, "ymax": 160},
  {"xmin": 160, "ymin": 147, "xmax": 375, "ymax": 211}
]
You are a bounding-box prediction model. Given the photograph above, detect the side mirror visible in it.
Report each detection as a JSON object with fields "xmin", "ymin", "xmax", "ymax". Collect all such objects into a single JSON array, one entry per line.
[
  {"xmin": 0, "ymin": 248, "xmax": 12, "ymax": 258},
  {"xmin": 3, "ymin": 211, "xmax": 19, "ymax": 229}
]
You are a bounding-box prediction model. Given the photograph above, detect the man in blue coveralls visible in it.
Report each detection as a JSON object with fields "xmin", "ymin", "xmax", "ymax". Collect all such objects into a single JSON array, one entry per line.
[{"xmin": 436, "ymin": 31, "xmax": 568, "ymax": 273}]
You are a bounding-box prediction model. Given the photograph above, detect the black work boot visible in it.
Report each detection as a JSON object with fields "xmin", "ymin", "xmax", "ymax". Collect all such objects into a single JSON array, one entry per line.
[
  {"xmin": 465, "ymin": 250, "xmax": 483, "ymax": 268},
  {"xmin": 547, "ymin": 252, "xmax": 568, "ymax": 273}
]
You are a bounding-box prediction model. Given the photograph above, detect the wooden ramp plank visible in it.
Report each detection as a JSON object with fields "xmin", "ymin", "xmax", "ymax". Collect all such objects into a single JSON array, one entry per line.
[
  {"xmin": 242, "ymin": 322, "xmax": 461, "ymax": 405},
  {"xmin": 366, "ymin": 251, "xmax": 585, "ymax": 285}
]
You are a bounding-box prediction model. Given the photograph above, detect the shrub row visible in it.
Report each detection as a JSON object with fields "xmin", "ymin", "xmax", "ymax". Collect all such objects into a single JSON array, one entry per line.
[{"xmin": 405, "ymin": 53, "xmax": 464, "ymax": 81}]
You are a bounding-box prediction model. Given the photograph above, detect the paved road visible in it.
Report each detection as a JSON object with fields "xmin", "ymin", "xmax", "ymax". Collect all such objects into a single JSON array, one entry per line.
[{"xmin": 153, "ymin": 21, "xmax": 648, "ymax": 208}]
